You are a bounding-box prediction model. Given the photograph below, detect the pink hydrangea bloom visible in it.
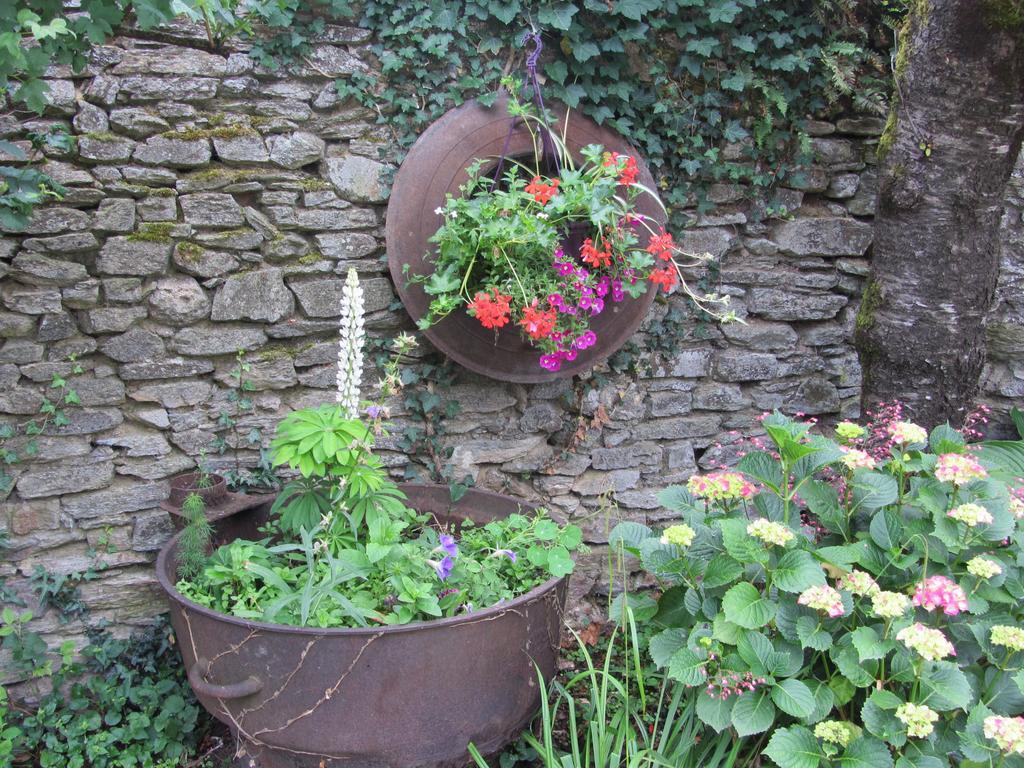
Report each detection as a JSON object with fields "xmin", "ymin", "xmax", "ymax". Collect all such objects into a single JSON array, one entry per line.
[
  {"xmin": 934, "ymin": 453, "xmax": 987, "ymax": 486},
  {"xmin": 912, "ymin": 574, "xmax": 968, "ymax": 615}
]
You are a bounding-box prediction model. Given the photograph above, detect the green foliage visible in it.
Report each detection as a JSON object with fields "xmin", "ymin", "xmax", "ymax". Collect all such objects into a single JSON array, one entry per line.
[
  {"xmin": 470, "ymin": 613, "xmax": 747, "ymax": 768},
  {"xmin": 612, "ymin": 412, "xmax": 1024, "ymax": 768},
  {"xmin": 345, "ymin": 0, "xmax": 895, "ymax": 223},
  {"xmin": 2, "ymin": 614, "xmax": 210, "ymax": 767},
  {"xmin": 176, "ymin": 492, "xmax": 213, "ymax": 579},
  {"xmin": 178, "ymin": 502, "xmax": 583, "ymax": 628},
  {"xmin": 0, "ymin": 356, "xmax": 83, "ymax": 497},
  {"xmin": 213, "ymin": 350, "xmax": 279, "ymax": 491}
]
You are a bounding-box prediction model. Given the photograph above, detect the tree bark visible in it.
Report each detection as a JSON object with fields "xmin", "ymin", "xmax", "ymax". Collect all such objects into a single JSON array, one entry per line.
[{"xmin": 856, "ymin": 0, "xmax": 1024, "ymax": 427}]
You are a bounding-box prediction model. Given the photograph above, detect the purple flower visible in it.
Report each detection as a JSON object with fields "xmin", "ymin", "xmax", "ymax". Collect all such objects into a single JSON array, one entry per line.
[
  {"xmin": 539, "ymin": 354, "xmax": 562, "ymax": 371},
  {"xmin": 365, "ymin": 405, "xmax": 384, "ymax": 419},
  {"xmin": 611, "ymin": 279, "xmax": 625, "ymax": 302},
  {"xmin": 553, "ymin": 261, "xmax": 574, "ymax": 276},
  {"xmin": 576, "ymin": 331, "xmax": 597, "ymax": 350},
  {"xmin": 438, "ymin": 533, "xmax": 458, "ymax": 557},
  {"xmin": 438, "ymin": 587, "xmax": 459, "ymax": 598},
  {"xmin": 494, "ymin": 549, "xmax": 517, "ymax": 562},
  {"xmin": 430, "ymin": 556, "xmax": 454, "ymax": 581},
  {"xmin": 563, "ymin": 348, "xmax": 578, "ymax": 362},
  {"xmin": 595, "ymin": 278, "xmax": 610, "ymax": 298},
  {"xmin": 588, "ymin": 297, "xmax": 605, "ymax": 316}
]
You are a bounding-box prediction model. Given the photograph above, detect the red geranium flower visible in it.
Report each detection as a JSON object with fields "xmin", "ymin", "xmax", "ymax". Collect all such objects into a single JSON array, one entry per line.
[
  {"xmin": 467, "ymin": 288, "xmax": 512, "ymax": 329},
  {"xmin": 581, "ymin": 237, "xmax": 613, "ymax": 268},
  {"xmin": 519, "ymin": 301, "xmax": 557, "ymax": 340},
  {"xmin": 525, "ymin": 176, "xmax": 560, "ymax": 205},
  {"xmin": 602, "ymin": 152, "xmax": 638, "ymax": 186},
  {"xmin": 646, "ymin": 229, "xmax": 675, "ymax": 261},
  {"xmin": 618, "ymin": 156, "xmax": 639, "ymax": 186},
  {"xmin": 648, "ymin": 266, "xmax": 678, "ymax": 291}
]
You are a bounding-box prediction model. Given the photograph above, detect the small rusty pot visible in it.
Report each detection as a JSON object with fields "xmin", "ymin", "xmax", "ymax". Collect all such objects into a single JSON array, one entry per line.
[
  {"xmin": 386, "ymin": 93, "xmax": 667, "ymax": 383},
  {"xmin": 157, "ymin": 483, "xmax": 567, "ymax": 768},
  {"xmin": 168, "ymin": 471, "xmax": 228, "ymax": 508}
]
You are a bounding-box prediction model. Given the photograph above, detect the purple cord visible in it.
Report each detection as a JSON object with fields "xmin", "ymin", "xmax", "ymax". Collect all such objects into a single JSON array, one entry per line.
[{"xmin": 490, "ymin": 30, "xmax": 560, "ymax": 190}]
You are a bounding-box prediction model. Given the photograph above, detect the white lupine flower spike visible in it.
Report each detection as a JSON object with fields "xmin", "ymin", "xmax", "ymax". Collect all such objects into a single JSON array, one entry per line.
[{"xmin": 336, "ymin": 268, "xmax": 365, "ymax": 418}]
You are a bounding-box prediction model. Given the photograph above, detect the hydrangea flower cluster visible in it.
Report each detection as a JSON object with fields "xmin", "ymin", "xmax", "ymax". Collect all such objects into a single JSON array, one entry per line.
[
  {"xmin": 838, "ymin": 570, "xmax": 879, "ymax": 597},
  {"xmin": 887, "ymin": 421, "xmax": 929, "ymax": 445},
  {"xmin": 746, "ymin": 518, "xmax": 794, "ymax": 547},
  {"xmin": 934, "ymin": 453, "xmax": 988, "ymax": 485},
  {"xmin": 896, "ymin": 623, "xmax": 956, "ymax": 661},
  {"xmin": 871, "ymin": 590, "xmax": 911, "ymax": 619},
  {"xmin": 1011, "ymin": 493, "xmax": 1024, "ymax": 520},
  {"xmin": 660, "ymin": 524, "xmax": 696, "ymax": 549},
  {"xmin": 704, "ymin": 670, "xmax": 767, "ymax": 700},
  {"xmin": 991, "ymin": 625, "xmax": 1024, "ymax": 652},
  {"xmin": 814, "ymin": 720, "xmax": 854, "ymax": 747},
  {"xmin": 834, "ymin": 421, "xmax": 866, "ymax": 441},
  {"xmin": 895, "ymin": 702, "xmax": 939, "ymax": 738},
  {"xmin": 983, "ymin": 715, "xmax": 1024, "ymax": 755},
  {"xmin": 687, "ymin": 471, "xmax": 757, "ymax": 502},
  {"xmin": 840, "ymin": 447, "xmax": 876, "ymax": 471},
  {"xmin": 797, "ymin": 585, "xmax": 845, "ymax": 618},
  {"xmin": 912, "ymin": 574, "xmax": 968, "ymax": 615},
  {"xmin": 947, "ymin": 502, "xmax": 994, "ymax": 528},
  {"xmin": 966, "ymin": 556, "xmax": 1002, "ymax": 579}
]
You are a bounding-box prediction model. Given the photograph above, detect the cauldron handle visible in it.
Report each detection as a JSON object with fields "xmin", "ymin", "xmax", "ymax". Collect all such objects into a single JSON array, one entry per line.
[{"xmin": 188, "ymin": 657, "xmax": 263, "ymax": 700}]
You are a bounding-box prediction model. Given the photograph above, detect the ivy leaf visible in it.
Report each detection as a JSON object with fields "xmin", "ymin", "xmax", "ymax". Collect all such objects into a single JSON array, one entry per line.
[
  {"xmin": 545, "ymin": 59, "xmax": 568, "ymax": 85},
  {"xmin": 572, "ymin": 40, "xmax": 600, "ymax": 62},
  {"xmin": 721, "ymin": 71, "xmax": 749, "ymax": 92},
  {"xmin": 536, "ymin": 2, "xmax": 578, "ymax": 30},
  {"xmin": 685, "ymin": 37, "xmax": 719, "ymax": 57},
  {"xmin": 13, "ymin": 78, "xmax": 50, "ymax": 114},
  {"xmin": 708, "ymin": 0, "xmax": 742, "ymax": 23},
  {"xmin": 764, "ymin": 725, "xmax": 822, "ymax": 768},
  {"xmin": 723, "ymin": 582, "xmax": 775, "ymax": 629},
  {"xmin": 731, "ymin": 689, "xmax": 776, "ymax": 736},
  {"xmin": 771, "ymin": 679, "xmax": 815, "ymax": 719},
  {"xmin": 772, "ymin": 550, "xmax": 826, "ymax": 594},
  {"xmin": 733, "ymin": 34, "xmax": 757, "ymax": 53}
]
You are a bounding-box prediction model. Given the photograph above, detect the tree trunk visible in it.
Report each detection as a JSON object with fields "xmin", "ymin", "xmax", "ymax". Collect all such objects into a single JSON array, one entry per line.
[{"xmin": 856, "ymin": 0, "xmax": 1024, "ymax": 428}]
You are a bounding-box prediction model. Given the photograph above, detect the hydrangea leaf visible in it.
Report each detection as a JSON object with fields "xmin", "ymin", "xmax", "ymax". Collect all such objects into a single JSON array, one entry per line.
[
  {"xmin": 723, "ymin": 582, "xmax": 776, "ymax": 629},
  {"xmin": 764, "ymin": 725, "xmax": 822, "ymax": 768}
]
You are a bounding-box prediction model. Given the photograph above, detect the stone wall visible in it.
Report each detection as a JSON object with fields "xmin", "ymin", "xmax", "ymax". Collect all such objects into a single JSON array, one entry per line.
[{"xmin": 1, "ymin": 22, "xmax": 1022, "ymax": 666}]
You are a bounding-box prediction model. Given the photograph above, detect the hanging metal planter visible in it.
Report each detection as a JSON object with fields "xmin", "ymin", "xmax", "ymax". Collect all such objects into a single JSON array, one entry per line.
[{"xmin": 386, "ymin": 93, "xmax": 667, "ymax": 383}]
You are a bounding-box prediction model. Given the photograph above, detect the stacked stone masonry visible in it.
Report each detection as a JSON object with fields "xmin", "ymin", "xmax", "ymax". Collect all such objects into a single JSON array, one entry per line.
[{"xmin": 1, "ymin": 24, "xmax": 1023, "ymax": 671}]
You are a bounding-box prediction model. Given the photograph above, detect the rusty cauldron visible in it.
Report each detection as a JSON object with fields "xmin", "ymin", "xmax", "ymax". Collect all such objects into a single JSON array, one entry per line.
[{"xmin": 156, "ymin": 483, "xmax": 568, "ymax": 768}]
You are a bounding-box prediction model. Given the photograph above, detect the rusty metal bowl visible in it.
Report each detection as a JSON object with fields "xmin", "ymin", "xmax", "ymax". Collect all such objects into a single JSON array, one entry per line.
[
  {"xmin": 386, "ymin": 94, "xmax": 667, "ymax": 383},
  {"xmin": 156, "ymin": 483, "xmax": 568, "ymax": 768}
]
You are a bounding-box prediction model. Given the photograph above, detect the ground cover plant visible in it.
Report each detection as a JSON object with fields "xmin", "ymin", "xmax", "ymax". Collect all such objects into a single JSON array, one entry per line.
[
  {"xmin": 174, "ymin": 270, "xmax": 584, "ymax": 628},
  {"xmin": 608, "ymin": 412, "xmax": 1024, "ymax": 768}
]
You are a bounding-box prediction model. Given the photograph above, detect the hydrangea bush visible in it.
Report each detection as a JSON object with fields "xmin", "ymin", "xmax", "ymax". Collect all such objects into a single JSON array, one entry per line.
[{"xmin": 611, "ymin": 412, "xmax": 1024, "ymax": 768}]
